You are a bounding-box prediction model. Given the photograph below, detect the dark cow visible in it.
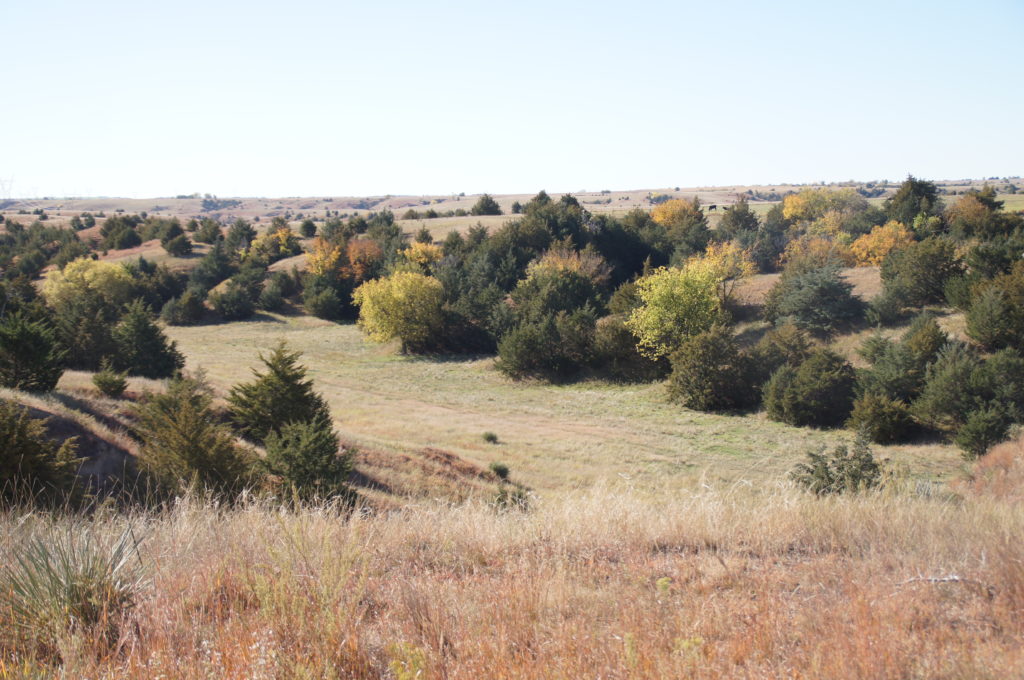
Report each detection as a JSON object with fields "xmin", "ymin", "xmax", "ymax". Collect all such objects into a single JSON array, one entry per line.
[{"xmin": 708, "ymin": 204, "xmax": 717, "ymax": 211}]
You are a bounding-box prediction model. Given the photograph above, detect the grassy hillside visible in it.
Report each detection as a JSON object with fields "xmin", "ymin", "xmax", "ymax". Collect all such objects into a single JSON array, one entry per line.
[
  {"xmin": 3, "ymin": 481, "xmax": 1021, "ymax": 678},
  {"xmin": 162, "ymin": 313, "xmax": 963, "ymax": 494}
]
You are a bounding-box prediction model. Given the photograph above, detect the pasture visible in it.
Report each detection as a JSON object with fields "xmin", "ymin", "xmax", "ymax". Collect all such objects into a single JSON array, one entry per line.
[{"xmin": 164, "ymin": 313, "xmax": 964, "ymax": 496}]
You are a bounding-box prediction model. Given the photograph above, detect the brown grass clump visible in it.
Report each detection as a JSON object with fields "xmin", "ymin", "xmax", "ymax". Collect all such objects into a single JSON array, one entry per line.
[
  {"xmin": 1, "ymin": 485, "xmax": 1023, "ymax": 678},
  {"xmin": 960, "ymin": 433, "xmax": 1024, "ymax": 501}
]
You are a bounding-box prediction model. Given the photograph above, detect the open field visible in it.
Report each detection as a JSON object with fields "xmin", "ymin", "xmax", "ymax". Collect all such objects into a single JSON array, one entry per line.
[
  {"xmin": 4, "ymin": 178, "xmax": 1019, "ymax": 230},
  {"xmin": 159, "ymin": 313, "xmax": 964, "ymax": 495},
  {"xmin": 3, "ymin": 482, "xmax": 1023, "ymax": 678}
]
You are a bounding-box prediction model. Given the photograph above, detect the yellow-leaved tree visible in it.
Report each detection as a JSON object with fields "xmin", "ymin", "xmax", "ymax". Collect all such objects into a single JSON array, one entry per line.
[
  {"xmin": 400, "ymin": 241, "xmax": 444, "ymax": 269},
  {"xmin": 306, "ymin": 237, "xmax": 344, "ymax": 278},
  {"xmin": 688, "ymin": 242, "xmax": 756, "ymax": 306},
  {"xmin": 42, "ymin": 257, "xmax": 135, "ymax": 310},
  {"xmin": 526, "ymin": 242, "xmax": 611, "ymax": 287},
  {"xmin": 352, "ymin": 271, "xmax": 444, "ymax": 353},
  {"xmin": 849, "ymin": 221, "xmax": 915, "ymax": 266},
  {"xmin": 625, "ymin": 264, "xmax": 725, "ymax": 358}
]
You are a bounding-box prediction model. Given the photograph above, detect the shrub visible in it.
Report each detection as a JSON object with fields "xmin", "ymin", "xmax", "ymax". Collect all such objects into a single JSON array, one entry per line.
[
  {"xmin": 483, "ymin": 432, "xmax": 500, "ymax": 445},
  {"xmin": 625, "ymin": 265, "xmax": 724, "ymax": 359},
  {"xmin": 163, "ymin": 234, "xmax": 193, "ymax": 257},
  {"xmin": 511, "ymin": 266, "xmax": 603, "ymax": 322},
  {"xmin": 353, "ymin": 271, "xmax": 445, "ymax": 353},
  {"xmin": 791, "ymin": 434, "xmax": 881, "ymax": 495},
  {"xmin": 0, "ymin": 400, "xmax": 80, "ymax": 505},
  {"xmin": 488, "ymin": 461, "xmax": 509, "ymax": 479},
  {"xmin": 0, "ymin": 526, "xmax": 146, "ymax": 658},
  {"xmin": 846, "ymin": 392, "xmax": 914, "ymax": 444},
  {"xmin": 767, "ymin": 264, "xmax": 864, "ymax": 335},
  {"xmin": 912, "ymin": 342, "xmax": 982, "ymax": 430},
  {"xmin": 865, "ymin": 290, "xmax": 905, "ymax": 326},
  {"xmin": 496, "ymin": 309, "xmax": 596, "ymax": 381},
  {"xmin": 901, "ymin": 312, "xmax": 948, "ymax": 365},
  {"xmin": 667, "ymin": 325, "xmax": 755, "ymax": 411},
  {"xmin": 849, "ymin": 220, "xmax": 914, "ymax": 266},
  {"xmin": 965, "ymin": 287, "xmax": 1013, "ymax": 349},
  {"xmin": 110, "ymin": 300, "xmax": 185, "ymax": 379},
  {"xmin": 493, "ymin": 484, "xmax": 530, "ymax": 512},
  {"xmin": 135, "ymin": 374, "xmax": 253, "ymax": 497},
  {"xmin": 470, "ymin": 194, "xmax": 502, "ymax": 216},
  {"xmin": 303, "ymin": 284, "xmax": 344, "ymax": 321},
  {"xmin": 880, "ymin": 237, "xmax": 962, "ymax": 308},
  {"xmin": 257, "ymin": 278, "xmax": 286, "ymax": 312},
  {"xmin": 764, "ymin": 350, "xmax": 856, "ymax": 428},
  {"xmin": 262, "ymin": 418, "xmax": 352, "ymax": 501},
  {"xmin": 955, "ymin": 407, "xmax": 1012, "ymax": 460},
  {"xmin": 593, "ymin": 314, "xmax": 667, "ymax": 382},
  {"xmin": 747, "ymin": 323, "xmax": 812, "ymax": 385},
  {"xmin": 93, "ymin": 360, "xmax": 127, "ymax": 398},
  {"xmin": 227, "ymin": 342, "xmax": 332, "ymax": 443},
  {"xmin": 857, "ymin": 342, "xmax": 926, "ymax": 403},
  {"xmin": 209, "ymin": 282, "xmax": 256, "ymax": 321},
  {"xmin": 299, "ymin": 219, "xmax": 317, "ymax": 238},
  {"xmin": 161, "ymin": 289, "xmax": 206, "ymax": 326},
  {"xmin": 0, "ymin": 313, "xmax": 66, "ymax": 392}
]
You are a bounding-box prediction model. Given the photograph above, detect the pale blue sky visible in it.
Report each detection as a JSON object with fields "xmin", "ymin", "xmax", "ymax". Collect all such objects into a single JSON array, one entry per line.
[{"xmin": 4, "ymin": 0, "xmax": 1022, "ymax": 198}]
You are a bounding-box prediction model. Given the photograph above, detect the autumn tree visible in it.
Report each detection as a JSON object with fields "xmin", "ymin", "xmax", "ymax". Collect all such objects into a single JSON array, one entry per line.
[
  {"xmin": 352, "ymin": 271, "xmax": 445, "ymax": 353},
  {"xmin": 687, "ymin": 242, "xmax": 756, "ymax": 307},
  {"xmin": 651, "ymin": 198, "xmax": 710, "ymax": 258},
  {"xmin": 850, "ymin": 221, "xmax": 915, "ymax": 266},
  {"xmin": 625, "ymin": 264, "xmax": 725, "ymax": 358}
]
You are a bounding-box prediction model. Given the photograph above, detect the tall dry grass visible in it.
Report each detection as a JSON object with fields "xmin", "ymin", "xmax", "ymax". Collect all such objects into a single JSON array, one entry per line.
[{"xmin": 1, "ymin": 483, "xmax": 1022, "ymax": 679}]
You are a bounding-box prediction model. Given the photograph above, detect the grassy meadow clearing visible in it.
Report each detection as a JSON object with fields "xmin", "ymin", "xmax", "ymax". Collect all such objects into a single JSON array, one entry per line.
[{"xmin": 161, "ymin": 312, "xmax": 964, "ymax": 497}]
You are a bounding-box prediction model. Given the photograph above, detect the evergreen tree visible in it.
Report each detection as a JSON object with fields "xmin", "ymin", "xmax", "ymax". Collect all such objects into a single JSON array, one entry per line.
[
  {"xmin": 135, "ymin": 374, "xmax": 252, "ymax": 498},
  {"xmin": 227, "ymin": 342, "xmax": 332, "ymax": 443},
  {"xmin": 111, "ymin": 300, "xmax": 185, "ymax": 378},
  {"xmin": 0, "ymin": 399, "xmax": 80, "ymax": 505},
  {"xmin": 263, "ymin": 419, "xmax": 352, "ymax": 500},
  {"xmin": 0, "ymin": 312, "xmax": 66, "ymax": 392},
  {"xmin": 470, "ymin": 193, "xmax": 503, "ymax": 216}
]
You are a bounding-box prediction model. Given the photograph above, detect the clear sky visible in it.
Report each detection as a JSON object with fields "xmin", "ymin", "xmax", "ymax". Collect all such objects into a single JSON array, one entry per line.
[{"xmin": 4, "ymin": 0, "xmax": 1022, "ymax": 198}]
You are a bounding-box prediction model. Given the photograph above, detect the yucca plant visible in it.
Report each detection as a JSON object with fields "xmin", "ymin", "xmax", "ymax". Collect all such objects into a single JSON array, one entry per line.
[{"xmin": 0, "ymin": 525, "xmax": 147, "ymax": 659}]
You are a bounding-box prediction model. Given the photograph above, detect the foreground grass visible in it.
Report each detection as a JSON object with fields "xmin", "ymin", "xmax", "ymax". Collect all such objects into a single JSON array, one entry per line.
[
  {"xmin": 162, "ymin": 315, "xmax": 962, "ymax": 493},
  {"xmin": 1, "ymin": 485, "xmax": 1022, "ymax": 678}
]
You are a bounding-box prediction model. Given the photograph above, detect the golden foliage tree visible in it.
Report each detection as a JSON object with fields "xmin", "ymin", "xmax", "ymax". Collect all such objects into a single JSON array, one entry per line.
[
  {"xmin": 400, "ymin": 241, "xmax": 444, "ymax": 269},
  {"xmin": 307, "ymin": 237, "xmax": 344, "ymax": 278},
  {"xmin": 850, "ymin": 221, "xmax": 915, "ymax": 266},
  {"xmin": 651, "ymin": 198, "xmax": 702, "ymax": 227},
  {"xmin": 526, "ymin": 242, "xmax": 611, "ymax": 287},
  {"xmin": 352, "ymin": 271, "xmax": 444, "ymax": 352},
  {"xmin": 780, "ymin": 236, "xmax": 855, "ymax": 270},
  {"xmin": 42, "ymin": 257, "xmax": 135, "ymax": 310},
  {"xmin": 688, "ymin": 242, "xmax": 756, "ymax": 306},
  {"xmin": 624, "ymin": 264, "xmax": 725, "ymax": 359}
]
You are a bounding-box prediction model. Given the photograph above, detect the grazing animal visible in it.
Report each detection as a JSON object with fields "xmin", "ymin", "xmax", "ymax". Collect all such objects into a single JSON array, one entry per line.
[
  {"xmin": 722, "ymin": 206, "xmax": 730, "ymax": 211},
  {"xmin": 708, "ymin": 204, "xmax": 717, "ymax": 211}
]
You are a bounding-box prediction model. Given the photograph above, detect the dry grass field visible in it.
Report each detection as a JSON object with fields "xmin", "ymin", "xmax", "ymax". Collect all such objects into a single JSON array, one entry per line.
[{"xmin": 2, "ymin": 479, "xmax": 1023, "ymax": 678}]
